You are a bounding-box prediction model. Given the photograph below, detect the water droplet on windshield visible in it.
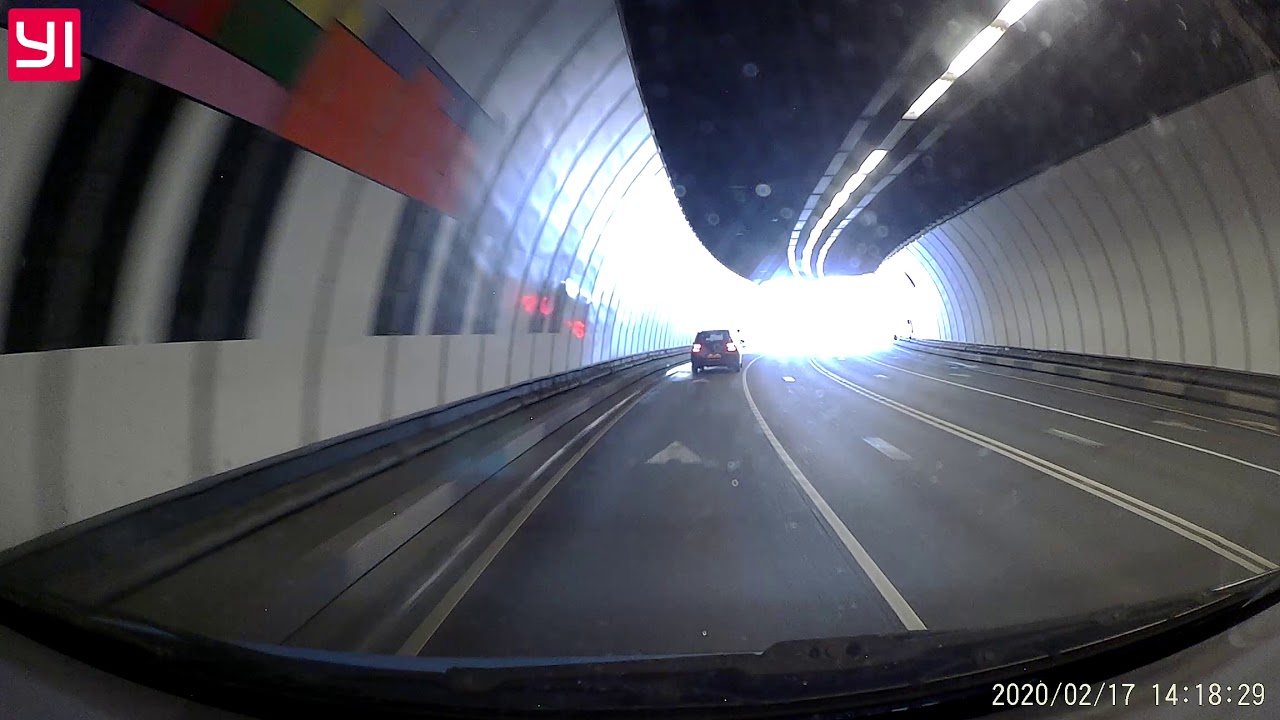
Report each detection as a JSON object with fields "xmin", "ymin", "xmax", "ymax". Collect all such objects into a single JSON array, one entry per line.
[
  {"xmin": 742, "ymin": 62, "xmax": 759, "ymax": 78},
  {"xmin": 755, "ymin": 183, "xmax": 771, "ymax": 197}
]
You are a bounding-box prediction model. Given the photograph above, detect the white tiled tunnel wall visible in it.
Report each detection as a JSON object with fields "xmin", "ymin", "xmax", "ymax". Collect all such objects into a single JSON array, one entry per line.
[
  {"xmin": 0, "ymin": 4, "xmax": 747, "ymax": 551},
  {"xmin": 889, "ymin": 73, "xmax": 1280, "ymax": 375}
]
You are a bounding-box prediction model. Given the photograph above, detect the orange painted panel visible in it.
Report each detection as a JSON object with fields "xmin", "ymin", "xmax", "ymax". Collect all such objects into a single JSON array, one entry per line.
[
  {"xmin": 276, "ymin": 25, "xmax": 398, "ymax": 175},
  {"xmin": 275, "ymin": 27, "xmax": 476, "ymax": 216},
  {"xmin": 375, "ymin": 68, "xmax": 471, "ymax": 215}
]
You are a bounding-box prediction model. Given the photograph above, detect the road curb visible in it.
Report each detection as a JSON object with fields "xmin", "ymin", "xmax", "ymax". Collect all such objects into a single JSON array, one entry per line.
[{"xmin": 897, "ymin": 339, "xmax": 1280, "ymax": 418}]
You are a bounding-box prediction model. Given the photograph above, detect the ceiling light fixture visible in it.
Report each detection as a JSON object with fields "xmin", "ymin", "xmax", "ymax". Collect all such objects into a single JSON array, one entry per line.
[
  {"xmin": 996, "ymin": 0, "xmax": 1045, "ymax": 26},
  {"xmin": 903, "ymin": 78, "xmax": 954, "ymax": 120},
  {"xmin": 948, "ymin": 25, "xmax": 1005, "ymax": 78},
  {"xmin": 858, "ymin": 149, "xmax": 889, "ymax": 175},
  {"xmin": 799, "ymin": 0, "xmax": 1050, "ymax": 277}
]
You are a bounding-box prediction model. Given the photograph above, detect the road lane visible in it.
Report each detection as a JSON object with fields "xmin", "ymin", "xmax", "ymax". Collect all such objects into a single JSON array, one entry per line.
[
  {"xmin": 416, "ymin": 349, "xmax": 1270, "ymax": 659},
  {"xmin": 820, "ymin": 351, "xmax": 1280, "ymax": 570},
  {"xmin": 884, "ymin": 346, "xmax": 1280, "ymax": 467},
  {"xmin": 746, "ymin": 356, "xmax": 1249, "ymax": 631},
  {"xmin": 421, "ymin": 361, "xmax": 905, "ymax": 658}
]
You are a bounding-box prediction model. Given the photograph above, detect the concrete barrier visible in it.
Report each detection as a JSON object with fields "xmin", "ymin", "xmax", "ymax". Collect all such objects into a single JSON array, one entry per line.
[
  {"xmin": 897, "ymin": 338, "xmax": 1280, "ymax": 418},
  {"xmin": 0, "ymin": 349, "xmax": 686, "ymax": 602}
]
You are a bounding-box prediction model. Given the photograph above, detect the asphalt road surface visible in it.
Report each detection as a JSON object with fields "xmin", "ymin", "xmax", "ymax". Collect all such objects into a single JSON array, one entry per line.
[{"xmin": 414, "ymin": 346, "xmax": 1280, "ymax": 659}]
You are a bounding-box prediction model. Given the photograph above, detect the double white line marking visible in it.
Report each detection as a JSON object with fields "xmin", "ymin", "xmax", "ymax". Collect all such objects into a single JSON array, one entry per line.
[
  {"xmin": 872, "ymin": 356, "xmax": 1280, "ymax": 480},
  {"xmin": 741, "ymin": 358, "xmax": 927, "ymax": 631},
  {"xmin": 809, "ymin": 358, "xmax": 1276, "ymax": 575}
]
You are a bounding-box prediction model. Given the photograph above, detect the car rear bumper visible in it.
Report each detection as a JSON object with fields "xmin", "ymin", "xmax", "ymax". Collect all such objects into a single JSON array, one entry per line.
[{"xmin": 691, "ymin": 354, "xmax": 741, "ymax": 368}]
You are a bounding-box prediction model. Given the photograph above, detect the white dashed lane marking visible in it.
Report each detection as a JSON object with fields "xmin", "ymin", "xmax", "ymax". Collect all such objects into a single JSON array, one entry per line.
[
  {"xmin": 741, "ymin": 358, "xmax": 926, "ymax": 631},
  {"xmin": 1045, "ymin": 428, "xmax": 1104, "ymax": 448},
  {"xmin": 863, "ymin": 436, "xmax": 911, "ymax": 461},
  {"xmin": 782, "ymin": 376, "xmax": 795, "ymax": 383},
  {"xmin": 1153, "ymin": 419, "xmax": 1205, "ymax": 432},
  {"xmin": 812, "ymin": 358, "xmax": 1274, "ymax": 574},
  {"xmin": 866, "ymin": 355, "xmax": 1280, "ymax": 479}
]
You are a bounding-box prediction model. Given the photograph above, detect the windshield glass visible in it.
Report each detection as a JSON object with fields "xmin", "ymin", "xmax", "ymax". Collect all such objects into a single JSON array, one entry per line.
[{"xmin": 2, "ymin": 0, "xmax": 1280, "ymax": 716}]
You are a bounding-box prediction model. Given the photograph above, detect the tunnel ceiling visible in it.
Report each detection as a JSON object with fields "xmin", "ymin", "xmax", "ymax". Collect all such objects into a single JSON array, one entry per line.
[{"xmin": 620, "ymin": 0, "xmax": 1275, "ymax": 281}]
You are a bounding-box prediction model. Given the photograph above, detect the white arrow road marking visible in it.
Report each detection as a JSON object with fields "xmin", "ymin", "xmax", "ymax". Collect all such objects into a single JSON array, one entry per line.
[
  {"xmin": 864, "ymin": 436, "xmax": 911, "ymax": 461},
  {"xmin": 1045, "ymin": 428, "xmax": 1104, "ymax": 447},
  {"xmin": 1153, "ymin": 419, "xmax": 1205, "ymax": 432},
  {"xmin": 646, "ymin": 441, "xmax": 708, "ymax": 465}
]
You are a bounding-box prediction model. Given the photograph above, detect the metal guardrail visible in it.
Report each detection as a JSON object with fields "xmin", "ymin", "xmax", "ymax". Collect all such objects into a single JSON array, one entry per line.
[
  {"xmin": 0, "ymin": 349, "xmax": 687, "ymax": 579},
  {"xmin": 898, "ymin": 338, "xmax": 1280, "ymax": 417}
]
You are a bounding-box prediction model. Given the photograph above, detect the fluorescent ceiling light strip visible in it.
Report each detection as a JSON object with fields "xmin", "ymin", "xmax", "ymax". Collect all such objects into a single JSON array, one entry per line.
[
  {"xmin": 815, "ymin": 229, "xmax": 840, "ymax": 278},
  {"xmin": 858, "ymin": 149, "xmax": 889, "ymax": 175},
  {"xmin": 903, "ymin": 78, "xmax": 952, "ymax": 120},
  {"xmin": 800, "ymin": 169, "xmax": 870, "ymax": 275},
  {"xmin": 805, "ymin": 0, "xmax": 1051, "ymax": 277},
  {"xmin": 948, "ymin": 26, "xmax": 1005, "ymax": 78},
  {"xmin": 801, "ymin": 225, "xmax": 825, "ymax": 273},
  {"xmin": 840, "ymin": 172, "xmax": 867, "ymax": 195},
  {"xmin": 997, "ymin": 0, "xmax": 1044, "ymax": 25}
]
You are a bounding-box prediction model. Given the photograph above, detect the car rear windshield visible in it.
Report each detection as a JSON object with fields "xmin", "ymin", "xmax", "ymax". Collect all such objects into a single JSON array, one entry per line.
[{"xmin": 697, "ymin": 331, "xmax": 730, "ymax": 341}]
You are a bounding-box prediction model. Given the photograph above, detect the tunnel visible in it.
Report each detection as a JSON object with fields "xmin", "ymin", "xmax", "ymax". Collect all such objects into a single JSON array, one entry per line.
[
  {"xmin": 4, "ymin": 0, "xmax": 1280, "ymax": 717},
  {"xmin": 0, "ymin": 0, "xmax": 748, "ymax": 550}
]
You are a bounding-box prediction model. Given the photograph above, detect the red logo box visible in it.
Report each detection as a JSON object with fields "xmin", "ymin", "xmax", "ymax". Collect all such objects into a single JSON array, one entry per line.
[{"xmin": 7, "ymin": 8, "xmax": 81, "ymax": 82}]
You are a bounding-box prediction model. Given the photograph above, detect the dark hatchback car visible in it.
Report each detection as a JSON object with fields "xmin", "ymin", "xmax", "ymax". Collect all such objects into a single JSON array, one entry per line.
[{"xmin": 691, "ymin": 330, "xmax": 742, "ymax": 373}]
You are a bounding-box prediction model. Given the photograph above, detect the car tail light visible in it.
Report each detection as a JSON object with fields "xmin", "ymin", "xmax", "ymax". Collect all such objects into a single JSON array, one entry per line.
[
  {"xmin": 725, "ymin": 342, "xmax": 737, "ymax": 352},
  {"xmin": 692, "ymin": 342, "xmax": 702, "ymax": 353}
]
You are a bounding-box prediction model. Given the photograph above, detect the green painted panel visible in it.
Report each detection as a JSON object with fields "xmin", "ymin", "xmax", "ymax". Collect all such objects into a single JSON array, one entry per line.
[{"xmin": 217, "ymin": 0, "xmax": 322, "ymax": 87}]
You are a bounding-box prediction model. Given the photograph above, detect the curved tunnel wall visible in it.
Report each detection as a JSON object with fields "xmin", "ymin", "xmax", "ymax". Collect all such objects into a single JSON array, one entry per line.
[
  {"xmin": 885, "ymin": 73, "xmax": 1280, "ymax": 375},
  {"xmin": 0, "ymin": 0, "xmax": 744, "ymax": 550}
]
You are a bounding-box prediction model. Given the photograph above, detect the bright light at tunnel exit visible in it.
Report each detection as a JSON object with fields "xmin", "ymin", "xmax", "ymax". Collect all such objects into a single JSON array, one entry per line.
[{"xmin": 737, "ymin": 274, "xmax": 913, "ymax": 358}]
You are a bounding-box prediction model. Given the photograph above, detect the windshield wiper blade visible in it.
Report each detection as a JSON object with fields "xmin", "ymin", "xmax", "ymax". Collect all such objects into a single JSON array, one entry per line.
[{"xmin": 4, "ymin": 572, "xmax": 1280, "ymax": 718}]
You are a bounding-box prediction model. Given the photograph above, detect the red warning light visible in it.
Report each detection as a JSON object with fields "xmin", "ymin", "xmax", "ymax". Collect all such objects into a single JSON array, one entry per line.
[
  {"xmin": 520, "ymin": 294, "xmax": 538, "ymax": 314},
  {"xmin": 539, "ymin": 296, "xmax": 553, "ymax": 316},
  {"xmin": 568, "ymin": 320, "xmax": 586, "ymax": 339}
]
